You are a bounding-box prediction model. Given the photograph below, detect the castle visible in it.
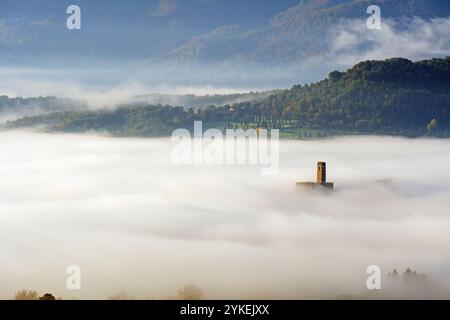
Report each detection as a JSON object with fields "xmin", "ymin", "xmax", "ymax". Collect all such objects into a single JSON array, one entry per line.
[{"xmin": 296, "ymin": 162, "xmax": 334, "ymax": 190}]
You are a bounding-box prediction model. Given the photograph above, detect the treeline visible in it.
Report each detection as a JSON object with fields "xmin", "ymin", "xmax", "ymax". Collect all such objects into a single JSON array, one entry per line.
[
  {"xmin": 13, "ymin": 285, "xmax": 204, "ymax": 300},
  {"xmin": 231, "ymin": 57, "xmax": 450, "ymax": 136},
  {"xmin": 0, "ymin": 95, "xmax": 87, "ymax": 116},
  {"xmin": 4, "ymin": 57, "xmax": 450, "ymax": 137},
  {"xmin": 134, "ymin": 90, "xmax": 280, "ymax": 109},
  {"xmin": 4, "ymin": 106, "xmax": 190, "ymax": 137}
]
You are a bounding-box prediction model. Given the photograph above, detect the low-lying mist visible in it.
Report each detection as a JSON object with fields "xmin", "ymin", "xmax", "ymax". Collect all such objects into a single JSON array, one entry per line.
[{"xmin": 0, "ymin": 131, "xmax": 450, "ymax": 299}]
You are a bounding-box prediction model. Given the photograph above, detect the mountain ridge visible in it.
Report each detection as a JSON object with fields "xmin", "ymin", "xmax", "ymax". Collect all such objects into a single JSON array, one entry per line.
[{"xmin": 164, "ymin": 0, "xmax": 450, "ymax": 65}]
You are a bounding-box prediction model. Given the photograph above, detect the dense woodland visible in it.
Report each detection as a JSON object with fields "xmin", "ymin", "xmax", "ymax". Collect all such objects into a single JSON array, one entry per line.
[{"xmin": 4, "ymin": 57, "xmax": 450, "ymax": 138}]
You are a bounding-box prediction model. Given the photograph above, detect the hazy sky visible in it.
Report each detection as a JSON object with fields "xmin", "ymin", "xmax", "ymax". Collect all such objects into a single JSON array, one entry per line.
[{"xmin": 1, "ymin": 132, "xmax": 449, "ymax": 299}]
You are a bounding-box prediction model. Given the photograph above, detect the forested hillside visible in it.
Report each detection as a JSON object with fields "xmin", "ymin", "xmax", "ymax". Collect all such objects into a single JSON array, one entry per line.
[
  {"xmin": 237, "ymin": 57, "xmax": 450, "ymax": 135},
  {"xmin": 133, "ymin": 91, "xmax": 280, "ymax": 109},
  {"xmin": 4, "ymin": 57, "xmax": 450, "ymax": 138}
]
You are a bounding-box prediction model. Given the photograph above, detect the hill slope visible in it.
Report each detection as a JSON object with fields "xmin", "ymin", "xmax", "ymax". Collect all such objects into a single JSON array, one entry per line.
[
  {"xmin": 133, "ymin": 91, "xmax": 280, "ymax": 109},
  {"xmin": 247, "ymin": 56, "xmax": 450, "ymax": 135},
  {"xmin": 166, "ymin": 0, "xmax": 450, "ymax": 64},
  {"xmin": 3, "ymin": 57, "xmax": 450, "ymax": 137}
]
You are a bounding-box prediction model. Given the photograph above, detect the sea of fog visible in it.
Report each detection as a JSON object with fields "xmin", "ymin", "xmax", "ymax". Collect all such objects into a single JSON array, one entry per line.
[{"xmin": 0, "ymin": 131, "xmax": 450, "ymax": 299}]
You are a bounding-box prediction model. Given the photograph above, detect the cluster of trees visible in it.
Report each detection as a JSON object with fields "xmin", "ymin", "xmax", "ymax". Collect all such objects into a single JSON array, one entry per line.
[
  {"xmin": 388, "ymin": 268, "xmax": 426, "ymax": 278},
  {"xmin": 234, "ymin": 57, "xmax": 450, "ymax": 136},
  {"xmin": 14, "ymin": 290, "xmax": 57, "ymax": 300},
  {"xmin": 13, "ymin": 285, "xmax": 203, "ymax": 300},
  {"xmin": 135, "ymin": 91, "xmax": 279, "ymax": 109},
  {"xmin": 4, "ymin": 105, "xmax": 190, "ymax": 137},
  {"xmin": 4, "ymin": 57, "xmax": 450, "ymax": 138}
]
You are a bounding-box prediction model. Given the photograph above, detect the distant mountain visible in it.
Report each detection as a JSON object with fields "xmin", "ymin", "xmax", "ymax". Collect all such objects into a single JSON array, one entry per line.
[
  {"xmin": 4, "ymin": 57, "xmax": 450, "ymax": 138},
  {"xmin": 165, "ymin": 0, "xmax": 450, "ymax": 64}
]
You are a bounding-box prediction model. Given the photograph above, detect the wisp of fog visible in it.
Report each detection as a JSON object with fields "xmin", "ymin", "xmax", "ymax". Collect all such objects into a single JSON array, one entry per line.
[{"xmin": 0, "ymin": 131, "xmax": 450, "ymax": 299}]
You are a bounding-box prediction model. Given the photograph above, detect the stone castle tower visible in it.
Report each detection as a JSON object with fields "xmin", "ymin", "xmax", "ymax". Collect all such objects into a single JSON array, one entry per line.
[
  {"xmin": 296, "ymin": 162, "xmax": 334, "ymax": 190},
  {"xmin": 317, "ymin": 162, "xmax": 326, "ymax": 184}
]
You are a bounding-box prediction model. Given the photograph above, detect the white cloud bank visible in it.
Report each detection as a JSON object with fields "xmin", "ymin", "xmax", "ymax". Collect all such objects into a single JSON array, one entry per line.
[
  {"xmin": 0, "ymin": 132, "xmax": 450, "ymax": 299},
  {"xmin": 328, "ymin": 17, "xmax": 450, "ymax": 66},
  {"xmin": 0, "ymin": 66, "xmax": 268, "ymax": 109}
]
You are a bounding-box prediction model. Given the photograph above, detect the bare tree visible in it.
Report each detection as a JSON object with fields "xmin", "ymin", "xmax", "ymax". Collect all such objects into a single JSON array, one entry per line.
[{"xmin": 14, "ymin": 290, "xmax": 39, "ymax": 300}]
